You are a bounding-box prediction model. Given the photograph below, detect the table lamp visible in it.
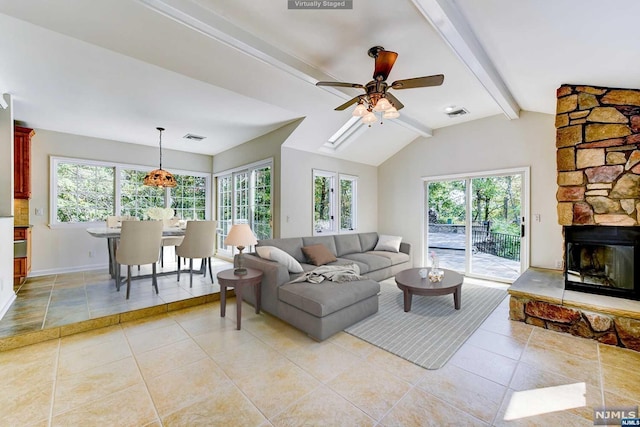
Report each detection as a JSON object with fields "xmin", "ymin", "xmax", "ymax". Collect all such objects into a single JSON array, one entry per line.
[{"xmin": 224, "ymin": 224, "xmax": 258, "ymax": 275}]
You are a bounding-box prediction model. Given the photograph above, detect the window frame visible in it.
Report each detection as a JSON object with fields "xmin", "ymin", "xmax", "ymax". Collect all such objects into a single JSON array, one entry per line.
[
  {"xmin": 312, "ymin": 169, "xmax": 358, "ymax": 236},
  {"xmin": 215, "ymin": 158, "xmax": 273, "ymax": 257},
  {"xmin": 50, "ymin": 156, "xmax": 211, "ymax": 228}
]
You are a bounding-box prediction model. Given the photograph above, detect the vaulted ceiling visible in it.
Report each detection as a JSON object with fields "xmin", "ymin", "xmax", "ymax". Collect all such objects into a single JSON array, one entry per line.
[{"xmin": 1, "ymin": 0, "xmax": 639, "ymax": 165}]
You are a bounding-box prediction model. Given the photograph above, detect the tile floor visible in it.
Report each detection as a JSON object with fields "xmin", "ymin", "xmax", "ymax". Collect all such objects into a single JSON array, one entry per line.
[
  {"xmin": 0, "ymin": 256, "xmax": 231, "ymax": 339},
  {"xmin": 2, "ymin": 276, "xmax": 640, "ymax": 426}
]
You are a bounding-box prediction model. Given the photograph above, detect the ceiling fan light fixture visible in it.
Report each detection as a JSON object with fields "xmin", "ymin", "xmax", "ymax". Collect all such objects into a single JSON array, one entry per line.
[
  {"xmin": 383, "ymin": 107, "xmax": 400, "ymax": 119},
  {"xmin": 361, "ymin": 111, "xmax": 377, "ymax": 125},
  {"xmin": 352, "ymin": 102, "xmax": 368, "ymax": 117},
  {"xmin": 373, "ymin": 97, "xmax": 392, "ymax": 112}
]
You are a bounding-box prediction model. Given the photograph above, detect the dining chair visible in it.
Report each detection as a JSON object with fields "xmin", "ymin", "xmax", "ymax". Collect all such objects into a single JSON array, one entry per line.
[
  {"xmin": 106, "ymin": 215, "xmax": 137, "ymax": 228},
  {"xmin": 115, "ymin": 220, "xmax": 163, "ymax": 299},
  {"xmin": 160, "ymin": 217, "xmax": 184, "ymax": 267},
  {"xmin": 176, "ymin": 220, "xmax": 217, "ymax": 287}
]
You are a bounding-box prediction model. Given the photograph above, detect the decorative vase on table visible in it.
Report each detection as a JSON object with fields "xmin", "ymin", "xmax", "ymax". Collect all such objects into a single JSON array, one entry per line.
[{"xmin": 428, "ymin": 251, "xmax": 444, "ymax": 282}]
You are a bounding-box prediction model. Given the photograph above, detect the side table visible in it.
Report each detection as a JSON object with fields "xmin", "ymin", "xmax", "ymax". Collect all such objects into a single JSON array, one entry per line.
[{"xmin": 217, "ymin": 268, "xmax": 263, "ymax": 330}]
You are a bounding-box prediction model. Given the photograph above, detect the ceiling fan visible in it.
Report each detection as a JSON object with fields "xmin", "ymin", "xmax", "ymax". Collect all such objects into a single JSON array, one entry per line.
[{"xmin": 316, "ymin": 46, "xmax": 444, "ymax": 124}]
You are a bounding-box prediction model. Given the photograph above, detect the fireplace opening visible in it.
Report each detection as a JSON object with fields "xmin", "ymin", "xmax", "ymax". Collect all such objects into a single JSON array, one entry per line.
[{"xmin": 564, "ymin": 226, "xmax": 640, "ymax": 300}]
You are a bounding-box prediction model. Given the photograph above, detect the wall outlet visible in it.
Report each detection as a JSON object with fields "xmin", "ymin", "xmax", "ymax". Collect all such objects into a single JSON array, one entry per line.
[
  {"xmin": 89, "ymin": 250, "xmax": 95, "ymax": 258},
  {"xmin": 35, "ymin": 208, "xmax": 44, "ymax": 216},
  {"xmin": 555, "ymin": 260, "xmax": 563, "ymax": 268}
]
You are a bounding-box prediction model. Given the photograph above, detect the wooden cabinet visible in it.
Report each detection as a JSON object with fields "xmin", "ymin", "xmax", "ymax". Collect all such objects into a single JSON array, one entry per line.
[
  {"xmin": 14, "ymin": 125, "xmax": 34, "ymax": 199},
  {"xmin": 13, "ymin": 227, "xmax": 31, "ymax": 287}
]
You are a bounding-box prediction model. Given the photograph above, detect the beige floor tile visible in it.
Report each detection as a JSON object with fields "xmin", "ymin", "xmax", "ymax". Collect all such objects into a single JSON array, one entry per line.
[
  {"xmin": 493, "ymin": 388, "xmax": 593, "ymax": 426},
  {"xmin": 380, "ymin": 386, "xmax": 487, "ymax": 426},
  {"xmin": 57, "ymin": 334, "xmax": 132, "ymax": 377},
  {"xmin": 145, "ymin": 357, "xmax": 231, "ymax": 418},
  {"xmin": 601, "ymin": 363, "xmax": 640, "ymax": 401},
  {"xmin": 599, "ymin": 343, "xmax": 640, "ymax": 371},
  {"xmin": 211, "ymin": 337, "xmax": 290, "ymax": 380},
  {"xmin": 479, "ymin": 317, "xmax": 534, "ymax": 342},
  {"xmin": 364, "ymin": 346, "xmax": 429, "ymax": 385},
  {"xmin": 450, "ymin": 343, "xmax": 519, "ymax": 386},
  {"xmin": 287, "ymin": 340, "xmax": 362, "ymax": 383},
  {"xmin": 234, "ymin": 362, "xmax": 320, "ymax": 419},
  {"xmin": 416, "ymin": 363, "xmax": 506, "ymax": 423},
  {"xmin": 53, "ymin": 356, "xmax": 142, "ymax": 415},
  {"xmin": 270, "ymin": 385, "xmax": 375, "ymax": 426},
  {"xmin": 0, "ymin": 380, "xmax": 53, "ymax": 426},
  {"xmin": 604, "ymin": 390, "xmax": 640, "ymax": 408},
  {"xmin": 51, "ymin": 382, "xmax": 158, "ymax": 427},
  {"xmin": 120, "ymin": 313, "xmax": 175, "ymax": 336},
  {"xmin": 329, "ymin": 331, "xmax": 377, "ymax": 358},
  {"xmin": 192, "ymin": 327, "xmax": 261, "ymax": 357},
  {"xmin": 125, "ymin": 322, "xmax": 190, "ymax": 354},
  {"xmin": 527, "ymin": 327, "xmax": 599, "ymax": 360},
  {"xmin": 328, "ymin": 361, "xmax": 412, "ymax": 421},
  {"xmin": 0, "ymin": 341, "xmax": 58, "ymax": 386},
  {"xmin": 509, "ymin": 362, "xmax": 603, "ymax": 421},
  {"xmin": 161, "ymin": 383, "xmax": 267, "ymax": 426},
  {"xmin": 465, "ymin": 328, "xmax": 527, "ymax": 360},
  {"xmin": 520, "ymin": 345, "xmax": 601, "ymax": 387},
  {"xmin": 134, "ymin": 337, "xmax": 208, "ymax": 380},
  {"xmin": 58, "ymin": 326, "xmax": 125, "ymax": 354}
]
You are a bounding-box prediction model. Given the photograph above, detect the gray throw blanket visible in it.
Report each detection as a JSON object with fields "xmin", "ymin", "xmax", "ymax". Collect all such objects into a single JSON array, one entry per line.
[{"xmin": 290, "ymin": 264, "xmax": 364, "ymax": 284}]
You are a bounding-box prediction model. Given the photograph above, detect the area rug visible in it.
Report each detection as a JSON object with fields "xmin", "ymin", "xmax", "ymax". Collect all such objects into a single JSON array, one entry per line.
[{"xmin": 345, "ymin": 278, "xmax": 507, "ymax": 370}]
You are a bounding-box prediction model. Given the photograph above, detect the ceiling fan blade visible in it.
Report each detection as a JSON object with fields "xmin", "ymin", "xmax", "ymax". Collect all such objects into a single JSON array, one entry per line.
[
  {"xmin": 334, "ymin": 96, "xmax": 362, "ymax": 111},
  {"xmin": 373, "ymin": 50, "xmax": 398, "ymax": 81},
  {"xmin": 385, "ymin": 92, "xmax": 404, "ymax": 111},
  {"xmin": 391, "ymin": 74, "xmax": 444, "ymax": 89},
  {"xmin": 316, "ymin": 81, "xmax": 365, "ymax": 89}
]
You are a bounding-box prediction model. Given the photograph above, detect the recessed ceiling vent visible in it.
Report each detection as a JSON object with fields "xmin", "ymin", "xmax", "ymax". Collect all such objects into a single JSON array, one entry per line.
[
  {"xmin": 446, "ymin": 107, "xmax": 469, "ymax": 118},
  {"xmin": 183, "ymin": 133, "xmax": 206, "ymax": 142}
]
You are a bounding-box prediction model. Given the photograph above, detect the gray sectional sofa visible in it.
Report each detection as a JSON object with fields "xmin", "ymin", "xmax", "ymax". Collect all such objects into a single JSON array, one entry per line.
[{"xmin": 240, "ymin": 232, "xmax": 411, "ymax": 340}]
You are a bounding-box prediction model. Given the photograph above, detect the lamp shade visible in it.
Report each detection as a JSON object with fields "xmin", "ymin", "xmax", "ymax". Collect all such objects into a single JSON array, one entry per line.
[
  {"xmin": 144, "ymin": 127, "xmax": 177, "ymax": 188},
  {"xmin": 383, "ymin": 106, "xmax": 400, "ymax": 119},
  {"xmin": 352, "ymin": 103, "xmax": 368, "ymax": 117},
  {"xmin": 373, "ymin": 97, "xmax": 392, "ymax": 112},
  {"xmin": 224, "ymin": 224, "xmax": 258, "ymax": 248},
  {"xmin": 361, "ymin": 111, "xmax": 377, "ymax": 125}
]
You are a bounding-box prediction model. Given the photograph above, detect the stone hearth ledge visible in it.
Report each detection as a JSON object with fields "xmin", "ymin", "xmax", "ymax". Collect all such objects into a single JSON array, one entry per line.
[{"xmin": 508, "ymin": 268, "xmax": 640, "ymax": 351}]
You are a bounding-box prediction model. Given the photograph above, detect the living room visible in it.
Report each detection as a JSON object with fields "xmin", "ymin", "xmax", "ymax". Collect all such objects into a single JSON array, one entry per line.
[{"xmin": 1, "ymin": 1, "xmax": 639, "ymax": 425}]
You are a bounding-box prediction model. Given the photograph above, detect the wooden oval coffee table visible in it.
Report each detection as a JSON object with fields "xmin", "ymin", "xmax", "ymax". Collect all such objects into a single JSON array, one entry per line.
[{"xmin": 395, "ymin": 268, "xmax": 464, "ymax": 312}]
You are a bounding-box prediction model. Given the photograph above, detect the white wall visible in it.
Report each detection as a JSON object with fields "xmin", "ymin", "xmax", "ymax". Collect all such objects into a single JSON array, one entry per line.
[
  {"xmin": 0, "ymin": 94, "xmax": 16, "ymax": 317},
  {"xmin": 30, "ymin": 129, "xmax": 213, "ymax": 275},
  {"xmin": 281, "ymin": 147, "xmax": 378, "ymax": 237},
  {"xmin": 378, "ymin": 111, "xmax": 560, "ymax": 270}
]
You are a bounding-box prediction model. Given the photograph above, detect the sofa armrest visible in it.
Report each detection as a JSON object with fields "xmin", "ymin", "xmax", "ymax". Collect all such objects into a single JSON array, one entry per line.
[
  {"xmin": 241, "ymin": 253, "xmax": 291, "ymax": 315},
  {"xmin": 400, "ymin": 241, "xmax": 411, "ymax": 255}
]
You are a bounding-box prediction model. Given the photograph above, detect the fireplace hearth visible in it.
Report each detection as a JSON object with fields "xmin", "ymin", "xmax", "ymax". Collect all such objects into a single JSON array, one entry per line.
[{"xmin": 565, "ymin": 225, "xmax": 640, "ymax": 300}]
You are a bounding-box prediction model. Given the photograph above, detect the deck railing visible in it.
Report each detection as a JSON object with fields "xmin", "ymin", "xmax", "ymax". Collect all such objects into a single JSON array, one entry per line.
[{"xmin": 472, "ymin": 230, "xmax": 520, "ymax": 261}]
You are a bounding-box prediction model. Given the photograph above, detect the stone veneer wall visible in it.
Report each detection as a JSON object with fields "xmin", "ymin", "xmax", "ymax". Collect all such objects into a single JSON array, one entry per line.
[
  {"xmin": 509, "ymin": 296, "xmax": 640, "ymax": 351},
  {"xmin": 556, "ymin": 84, "xmax": 640, "ymax": 225}
]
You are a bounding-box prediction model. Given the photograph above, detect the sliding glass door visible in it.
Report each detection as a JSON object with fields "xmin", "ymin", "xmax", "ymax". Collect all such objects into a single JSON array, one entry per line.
[{"xmin": 425, "ymin": 168, "xmax": 528, "ymax": 282}]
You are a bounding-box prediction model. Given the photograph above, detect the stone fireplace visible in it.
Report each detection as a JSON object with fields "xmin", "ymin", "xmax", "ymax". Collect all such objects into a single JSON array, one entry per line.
[{"xmin": 508, "ymin": 84, "xmax": 640, "ymax": 352}]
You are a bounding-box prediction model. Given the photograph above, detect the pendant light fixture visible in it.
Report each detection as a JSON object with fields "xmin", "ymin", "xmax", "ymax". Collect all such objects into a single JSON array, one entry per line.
[{"xmin": 143, "ymin": 127, "xmax": 177, "ymax": 188}]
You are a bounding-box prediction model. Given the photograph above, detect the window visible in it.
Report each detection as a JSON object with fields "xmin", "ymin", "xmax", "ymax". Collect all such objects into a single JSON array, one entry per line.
[
  {"xmin": 313, "ymin": 169, "xmax": 357, "ymax": 235},
  {"xmin": 216, "ymin": 160, "xmax": 273, "ymax": 255},
  {"xmin": 51, "ymin": 157, "xmax": 210, "ymax": 226}
]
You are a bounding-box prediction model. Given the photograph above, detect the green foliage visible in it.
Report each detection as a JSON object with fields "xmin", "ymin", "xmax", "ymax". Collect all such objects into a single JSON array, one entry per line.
[
  {"xmin": 56, "ymin": 163, "xmax": 115, "ymax": 223},
  {"xmin": 428, "ymin": 175, "xmax": 522, "ymax": 236}
]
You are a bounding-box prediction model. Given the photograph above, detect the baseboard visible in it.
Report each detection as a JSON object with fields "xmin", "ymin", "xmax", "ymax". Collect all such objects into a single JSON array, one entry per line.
[
  {"xmin": 30, "ymin": 263, "xmax": 109, "ymax": 277},
  {"xmin": 0, "ymin": 293, "xmax": 17, "ymax": 321}
]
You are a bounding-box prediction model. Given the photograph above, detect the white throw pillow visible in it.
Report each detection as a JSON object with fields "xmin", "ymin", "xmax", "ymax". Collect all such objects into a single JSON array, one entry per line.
[
  {"xmin": 256, "ymin": 246, "xmax": 304, "ymax": 273},
  {"xmin": 373, "ymin": 234, "xmax": 402, "ymax": 253}
]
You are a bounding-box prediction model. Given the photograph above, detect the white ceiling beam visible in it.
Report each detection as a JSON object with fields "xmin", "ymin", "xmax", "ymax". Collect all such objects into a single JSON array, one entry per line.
[
  {"xmin": 136, "ymin": 0, "xmax": 433, "ymax": 137},
  {"xmin": 412, "ymin": 0, "xmax": 520, "ymax": 119}
]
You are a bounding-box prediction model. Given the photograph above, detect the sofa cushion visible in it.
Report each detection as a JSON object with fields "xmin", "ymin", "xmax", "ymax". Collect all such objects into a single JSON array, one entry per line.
[
  {"xmin": 257, "ymin": 237, "xmax": 305, "ymax": 263},
  {"xmin": 302, "ymin": 244, "xmax": 337, "ymax": 266},
  {"xmin": 374, "ymin": 234, "xmax": 402, "ymax": 253},
  {"xmin": 358, "ymin": 232, "xmax": 379, "ymax": 252},
  {"xmin": 302, "ymin": 236, "xmax": 338, "ymax": 255},
  {"xmin": 256, "ymin": 246, "xmax": 304, "ymax": 273},
  {"xmin": 279, "ymin": 279, "xmax": 380, "ymax": 317},
  {"xmin": 330, "ymin": 257, "xmax": 370, "ymax": 274},
  {"xmin": 334, "ymin": 234, "xmax": 362, "ymax": 256},
  {"xmin": 341, "ymin": 253, "xmax": 391, "ymax": 271},
  {"xmin": 367, "ymin": 250, "xmax": 410, "ymax": 266}
]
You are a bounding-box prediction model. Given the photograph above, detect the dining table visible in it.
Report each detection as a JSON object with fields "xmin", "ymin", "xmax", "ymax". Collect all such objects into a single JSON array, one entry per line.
[{"xmin": 86, "ymin": 226, "xmax": 187, "ymax": 280}]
